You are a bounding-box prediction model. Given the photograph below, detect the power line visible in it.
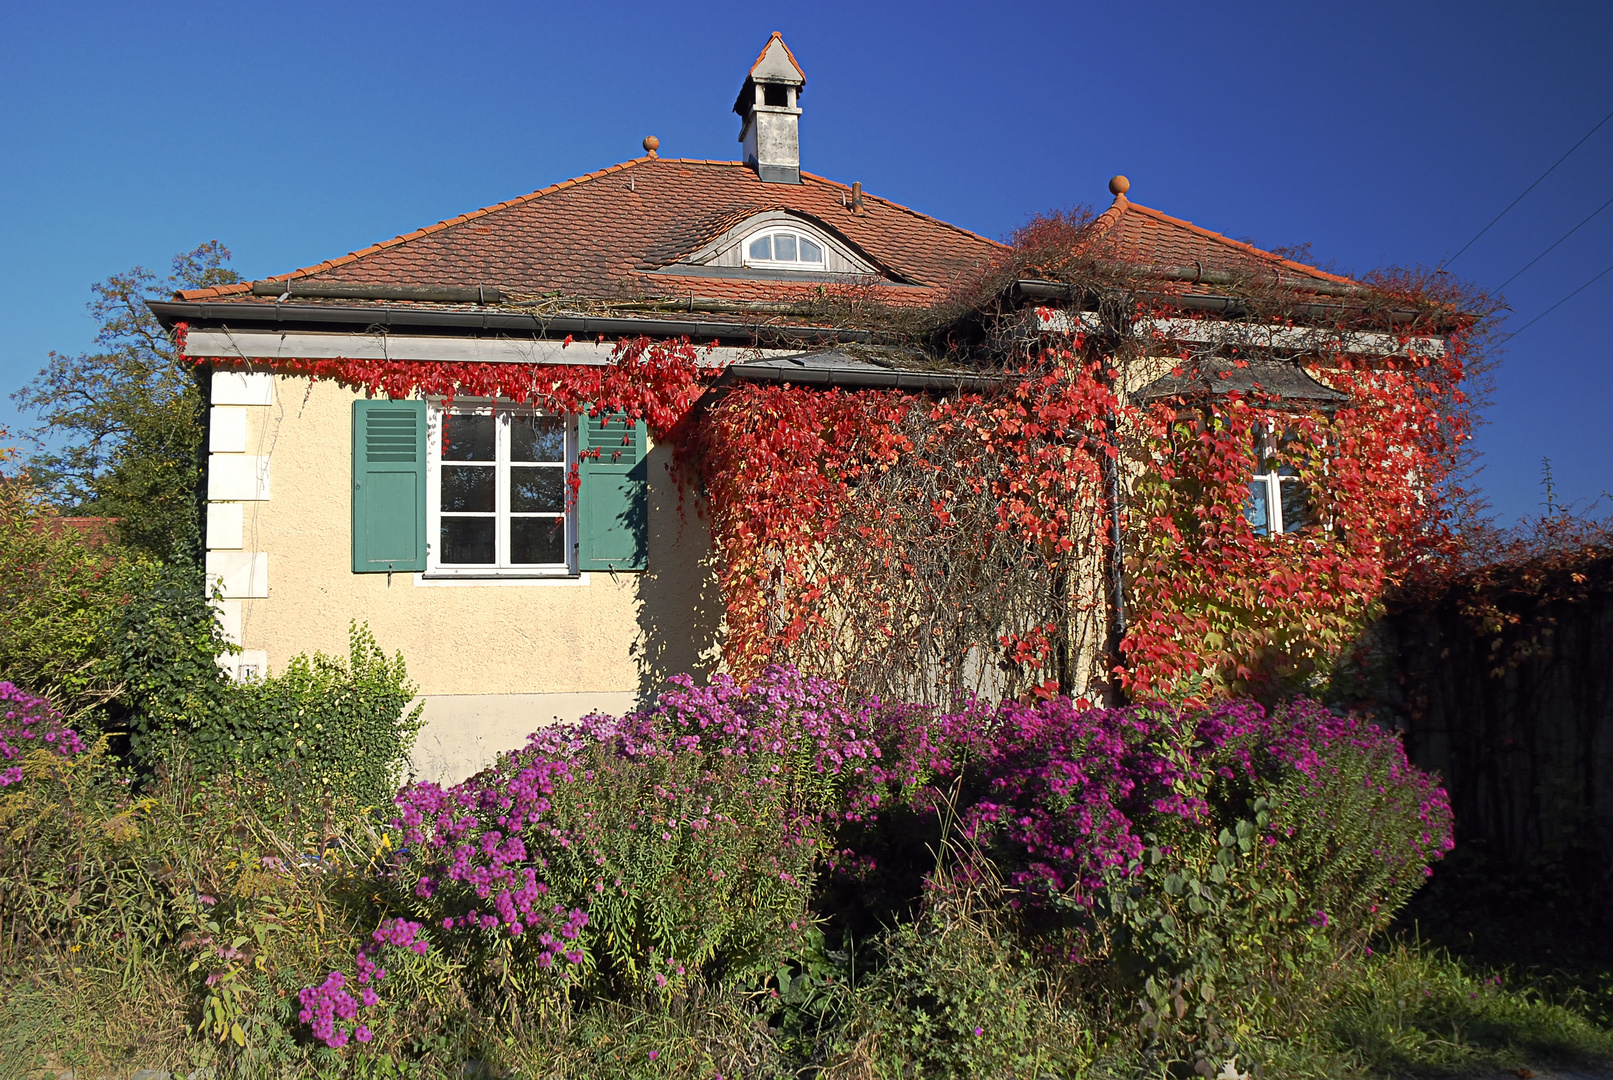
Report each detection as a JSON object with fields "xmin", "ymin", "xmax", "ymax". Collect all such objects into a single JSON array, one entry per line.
[
  {"xmin": 1495, "ymin": 192, "xmax": 1613, "ymax": 292},
  {"xmin": 1501, "ymin": 259, "xmax": 1613, "ymax": 342},
  {"xmin": 1441, "ymin": 105, "xmax": 1613, "ymax": 270}
]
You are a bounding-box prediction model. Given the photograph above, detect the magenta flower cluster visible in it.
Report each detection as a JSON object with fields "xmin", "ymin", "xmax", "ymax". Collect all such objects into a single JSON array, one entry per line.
[
  {"xmin": 292, "ymin": 666, "xmax": 1454, "ymax": 1048},
  {"xmin": 297, "ymin": 917, "xmax": 427, "ymax": 1049},
  {"xmin": 377, "ymin": 667, "xmax": 886, "ymax": 998},
  {"xmin": 882, "ymin": 694, "xmax": 1455, "ymax": 909},
  {"xmin": 391, "ymin": 665, "xmax": 884, "ymax": 912},
  {"xmin": 0, "ymin": 682, "xmax": 85, "ymax": 787}
]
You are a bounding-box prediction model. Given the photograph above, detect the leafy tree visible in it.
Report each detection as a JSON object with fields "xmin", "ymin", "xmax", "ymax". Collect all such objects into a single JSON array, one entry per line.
[{"xmin": 14, "ymin": 243, "xmax": 238, "ymax": 563}]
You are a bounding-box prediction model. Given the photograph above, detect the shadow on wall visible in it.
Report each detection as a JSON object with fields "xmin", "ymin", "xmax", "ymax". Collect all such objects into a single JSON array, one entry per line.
[{"xmin": 633, "ymin": 443, "xmax": 724, "ymax": 698}]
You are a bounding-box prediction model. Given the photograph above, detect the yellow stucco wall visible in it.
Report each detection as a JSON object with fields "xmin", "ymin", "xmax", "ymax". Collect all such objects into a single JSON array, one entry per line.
[{"xmin": 211, "ymin": 373, "xmax": 723, "ymax": 780}]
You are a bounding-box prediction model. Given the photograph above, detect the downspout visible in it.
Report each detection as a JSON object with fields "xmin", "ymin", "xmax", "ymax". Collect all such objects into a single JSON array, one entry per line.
[
  {"xmin": 1103, "ymin": 401, "xmax": 1128, "ymax": 706},
  {"xmin": 1099, "ymin": 299, "xmax": 1131, "ymax": 706}
]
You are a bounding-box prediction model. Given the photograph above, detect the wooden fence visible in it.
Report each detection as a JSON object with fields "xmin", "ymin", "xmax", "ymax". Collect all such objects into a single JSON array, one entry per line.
[{"xmin": 1382, "ymin": 549, "xmax": 1613, "ymax": 871}]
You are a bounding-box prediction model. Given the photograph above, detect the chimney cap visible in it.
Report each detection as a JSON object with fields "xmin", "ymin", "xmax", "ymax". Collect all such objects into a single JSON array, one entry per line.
[
  {"xmin": 643, "ymin": 135, "xmax": 660, "ymax": 158},
  {"xmin": 1108, "ymin": 175, "xmax": 1131, "ymax": 199},
  {"xmin": 734, "ymin": 32, "xmax": 805, "ymax": 116}
]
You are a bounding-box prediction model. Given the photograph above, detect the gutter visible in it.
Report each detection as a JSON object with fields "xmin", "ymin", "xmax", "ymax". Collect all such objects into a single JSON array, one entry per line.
[
  {"xmin": 1011, "ymin": 279, "xmax": 1435, "ymax": 326},
  {"xmin": 720, "ymin": 362, "xmax": 1009, "ymax": 393},
  {"xmin": 247, "ymin": 281, "xmax": 507, "ymax": 304},
  {"xmin": 148, "ymin": 301, "xmax": 872, "ymax": 346},
  {"xmin": 1015, "ymin": 267, "xmax": 1364, "ymax": 300},
  {"xmin": 241, "ymin": 281, "xmax": 844, "ymax": 318}
]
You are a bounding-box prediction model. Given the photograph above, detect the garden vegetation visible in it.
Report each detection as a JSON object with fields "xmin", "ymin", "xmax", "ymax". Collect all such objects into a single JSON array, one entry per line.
[{"xmin": 3, "ymin": 236, "xmax": 1611, "ymax": 1078}]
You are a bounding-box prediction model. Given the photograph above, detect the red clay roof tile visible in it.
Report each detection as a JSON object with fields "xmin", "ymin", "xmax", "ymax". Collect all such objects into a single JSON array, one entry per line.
[
  {"xmin": 180, "ymin": 158, "xmax": 1004, "ymax": 308},
  {"xmin": 1089, "ymin": 195, "xmax": 1359, "ymax": 291}
]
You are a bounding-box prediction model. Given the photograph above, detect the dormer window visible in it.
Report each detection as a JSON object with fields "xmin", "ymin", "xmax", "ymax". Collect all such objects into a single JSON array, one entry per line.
[
  {"xmin": 744, "ymin": 229, "xmax": 826, "ymax": 270},
  {"xmin": 672, "ymin": 210, "xmax": 883, "ymax": 278}
]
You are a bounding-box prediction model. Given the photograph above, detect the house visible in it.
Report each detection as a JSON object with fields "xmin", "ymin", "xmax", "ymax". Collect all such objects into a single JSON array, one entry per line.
[{"xmin": 151, "ymin": 34, "xmax": 1461, "ymax": 781}]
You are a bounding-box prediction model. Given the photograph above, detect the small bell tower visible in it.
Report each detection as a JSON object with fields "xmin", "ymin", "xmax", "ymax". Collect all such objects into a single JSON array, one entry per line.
[{"xmin": 734, "ymin": 32, "xmax": 805, "ymax": 184}]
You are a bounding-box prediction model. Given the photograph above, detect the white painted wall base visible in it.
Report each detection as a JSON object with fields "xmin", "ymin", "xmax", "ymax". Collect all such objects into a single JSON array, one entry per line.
[{"xmin": 407, "ymin": 691, "xmax": 640, "ymax": 785}]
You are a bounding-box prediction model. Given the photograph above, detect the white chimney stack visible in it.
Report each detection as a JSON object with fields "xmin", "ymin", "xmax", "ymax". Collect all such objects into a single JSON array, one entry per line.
[{"xmin": 734, "ymin": 32, "xmax": 805, "ymax": 184}]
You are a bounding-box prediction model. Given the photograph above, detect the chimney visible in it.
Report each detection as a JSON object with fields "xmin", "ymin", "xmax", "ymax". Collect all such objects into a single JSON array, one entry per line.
[{"xmin": 734, "ymin": 32, "xmax": 805, "ymax": 184}]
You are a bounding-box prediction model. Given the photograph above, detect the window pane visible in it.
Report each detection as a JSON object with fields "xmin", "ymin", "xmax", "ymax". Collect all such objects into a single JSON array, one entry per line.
[
  {"xmin": 511, "ymin": 465, "xmax": 565, "ymax": 513},
  {"xmin": 799, "ymin": 237, "xmax": 823, "ymax": 262},
  {"xmin": 512, "ymin": 416, "xmax": 565, "ymax": 463},
  {"xmin": 511, "ymin": 517, "xmax": 566, "ymax": 564},
  {"xmin": 440, "ymin": 517, "xmax": 495, "ymax": 564},
  {"xmin": 1279, "ymin": 477, "xmax": 1311, "ymax": 534},
  {"xmin": 748, "ymin": 236, "xmax": 772, "ymax": 261},
  {"xmin": 774, "ymin": 233, "xmax": 797, "ymax": 261},
  {"xmin": 442, "ymin": 413, "xmax": 495, "ymax": 461},
  {"xmin": 441, "ymin": 464, "xmax": 494, "ymax": 512},
  {"xmin": 1244, "ymin": 479, "xmax": 1271, "ymax": 536}
]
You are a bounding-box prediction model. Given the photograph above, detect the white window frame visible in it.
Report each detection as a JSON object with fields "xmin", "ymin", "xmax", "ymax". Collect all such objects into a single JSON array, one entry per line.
[
  {"xmin": 425, "ymin": 400, "xmax": 577, "ymax": 578},
  {"xmin": 741, "ymin": 227, "xmax": 829, "ymax": 271},
  {"xmin": 1245, "ymin": 424, "xmax": 1310, "ymax": 537}
]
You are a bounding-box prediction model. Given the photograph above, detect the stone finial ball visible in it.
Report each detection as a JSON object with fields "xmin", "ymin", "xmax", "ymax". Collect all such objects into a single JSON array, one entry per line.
[
  {"xmin": 643, "ymin": 135, "xmax": 660, "ymax": 155},
  {"xmin": 1108, "ymin": 175, "xmax": 1131, "ymax": 197}
]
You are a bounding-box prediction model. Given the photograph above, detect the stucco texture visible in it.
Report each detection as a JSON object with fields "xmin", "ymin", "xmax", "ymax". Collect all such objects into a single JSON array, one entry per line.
[{"xmin": 226, "ymin": 373, "xmax": 722, "ymax": 711}]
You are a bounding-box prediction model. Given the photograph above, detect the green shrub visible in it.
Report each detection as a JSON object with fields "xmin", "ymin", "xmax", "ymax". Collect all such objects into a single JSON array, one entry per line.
[
  {"xmin": 835, "ymin": 875, "xmax": 1099, "ymax": 1079},
  {"xmin": 384, "ymin": 669, "xmax": 851, "ymax": 1018},
  {"xmin": 189, "ymin": 623, "xmax": 424, "ymax": 810},
  {"xmin": 113, "ymin": 558, "xmax": 235, "ymax": 752},
  {"xmin": 0, "ymin": 485, "xmax": 127, "ymax": 717}
]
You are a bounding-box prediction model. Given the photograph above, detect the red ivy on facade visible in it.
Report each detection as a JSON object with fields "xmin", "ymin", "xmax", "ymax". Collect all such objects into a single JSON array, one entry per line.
[{"xmin": 176, "ymin": 281, "xmax": 1481, "ymax": 704}]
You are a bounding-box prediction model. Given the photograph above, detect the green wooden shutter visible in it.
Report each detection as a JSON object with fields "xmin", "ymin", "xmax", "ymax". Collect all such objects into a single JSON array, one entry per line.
[
  {"xmin": 578, "ymin": 409, "xmax": 648, "ymax": 572},
  {"xmin": 352, "ymin": 399, "xmax": 427, "ymax": 573}
]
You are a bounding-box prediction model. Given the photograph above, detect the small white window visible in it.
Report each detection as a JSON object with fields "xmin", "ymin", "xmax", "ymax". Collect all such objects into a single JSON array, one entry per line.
[
  {"xmin": 1244, "ymin": 425, "xmax": 1311, "ymax": 536},
  {"xmin": 428, "ymin": 402, "xmax": 574, "ymax": 575},
  {"xmin": 742, "ymin": 228, "xmax": 828, "ymax": 270}
]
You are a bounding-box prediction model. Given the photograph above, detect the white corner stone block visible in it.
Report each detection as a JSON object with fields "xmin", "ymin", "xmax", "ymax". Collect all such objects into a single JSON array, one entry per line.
[
  {"xmin": 209, "ymin": 406, "xmax": 249, "ymax": 452},
  {"xmin": 207, "ymin": 455, "xmax": 271, "ymax": 501},
  {"xmin": 205, "ymin": 551, "xmax": 269, "ymax": 599},
  {"xmin": 211, "ymin": 599, "xmax": 243, "ymax": 645},
  {"xmin": 206, "ymin": 503, "xmax": 245, "ymax": 549},
  {"xmin": 211, "ymin": 370, "xmax": 275, "ymax": 406}
]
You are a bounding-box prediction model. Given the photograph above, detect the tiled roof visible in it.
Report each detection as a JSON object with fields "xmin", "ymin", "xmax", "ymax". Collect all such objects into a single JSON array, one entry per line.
[
  {"xmin": 1089, "ymin": 194, "xmax": 1360, "ymax": 294},
  {"xmin": 179, "ymin": 158, "xmax": 1005, "ymax": 309}
]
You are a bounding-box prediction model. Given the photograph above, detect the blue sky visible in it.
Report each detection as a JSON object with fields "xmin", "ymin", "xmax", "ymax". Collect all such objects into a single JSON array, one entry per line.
[{"xmin": 2, "ymin": 0, "xmax": 1609, "ymax": 522}]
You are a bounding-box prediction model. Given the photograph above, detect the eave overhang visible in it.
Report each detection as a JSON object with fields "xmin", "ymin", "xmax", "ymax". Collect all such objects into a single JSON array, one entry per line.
[{"xmin": 148, "ymin": 300, "xmax": 873, "ymax": 349}]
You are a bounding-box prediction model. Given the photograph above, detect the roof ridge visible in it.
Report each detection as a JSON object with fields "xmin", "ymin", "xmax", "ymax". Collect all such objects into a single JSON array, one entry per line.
[
  {"xmin": 1107, "ymin": 198, "xmax": 1359, "ymax": 288},
  {"xmin": 177, "ymin": 156, "xmax": 660, "ymax": 300}
]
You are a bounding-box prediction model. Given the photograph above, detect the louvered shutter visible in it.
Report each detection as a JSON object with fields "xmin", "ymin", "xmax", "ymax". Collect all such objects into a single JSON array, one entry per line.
[
  {"xmin": 578, "ymin": 409, "xmax": 648, "ymax": 572},
  {"xmin": 352, "ymin": 400, "xmax": 427, "ymax": 573}
]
